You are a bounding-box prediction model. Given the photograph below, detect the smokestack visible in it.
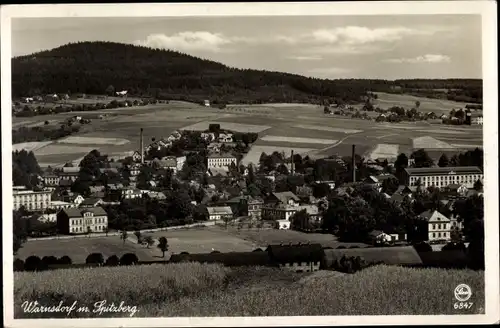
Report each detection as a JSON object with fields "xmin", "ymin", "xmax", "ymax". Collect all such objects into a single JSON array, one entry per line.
[
  {"xmin": 140, "ymin": 128, "xmax": 144, "ymax": 164},
  {"xmin": 352, "ymin": 144, "xmax": 356, "ymax": 182},
  {"xmin": 291, "ymin": 150, "xmax": 294, "ymax": 175}
]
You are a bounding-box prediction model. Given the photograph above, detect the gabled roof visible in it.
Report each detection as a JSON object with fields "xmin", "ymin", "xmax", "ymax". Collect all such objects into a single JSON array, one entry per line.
[
  {"xmin": 207, "ymin": 206, "xmax": 233, "ymax": 216},
  {"xmin": 80, "ymin": 197, "xmax": 102, "ymax": 206},
  {"xmin": 270, "ymin": 191, "xmax": 300, "ymax": 204},
  {"xmin": 61, "ymin": 206, "xmax": 107, "ymax": 218},
  {"xmin": 419, "ymin": 210, "xmax": 450, "ymax": 222}
]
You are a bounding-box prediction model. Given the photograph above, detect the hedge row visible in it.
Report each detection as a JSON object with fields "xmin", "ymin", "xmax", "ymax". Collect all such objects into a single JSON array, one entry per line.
[{"xmin": 14, "ymin": 253, "xmax": 140, "ymax": 271}]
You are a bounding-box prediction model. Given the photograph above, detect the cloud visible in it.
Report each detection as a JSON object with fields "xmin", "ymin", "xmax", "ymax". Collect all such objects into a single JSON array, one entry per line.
[
  {"xmin": 311, "ymin": 26, "xmax": 423, "ymax": 44},
  {"xmin": 134, "ymin": 32, "xmax": 231, "ymax": 52},
  {"xmin": 386, "ymin": 54, "xmax": 451, "ymax": 64},
  {"xmin": 287, "ymin": 55, "xmax": 322, "ymax": 61}
]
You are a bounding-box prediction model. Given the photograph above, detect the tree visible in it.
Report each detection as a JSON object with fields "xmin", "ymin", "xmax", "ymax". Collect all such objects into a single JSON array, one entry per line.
[
  {"xmin": 313, "ymin": 183, "xmax": 331, "ymax": 198},
  {"xmin": 415, "ymin": 100, "xmax": 420, "ymax": 109},
  {"xmin": 144, "ymin": 236, "xmax": 155, "ymax": 248},
  {"xmin": 121, "ymin": 230, "xmax": 128, "ymax": 245},
  {"xmin": 438, "ymin": 154, "xmax": 449, "ymax": 167},
  {"xmin": 120, "ymin": 253, "xmax": 139, "ymax": 265},
  {"xmin": 158, "ymin": 236, "xmax": 169, "ymax": 258},
  {"xmin": 24, "ymin": 256, "xmax": 42, "ymax": 271},
  {"xmin": 14, "ymin": 259, "xmax": 25, "ymax": 271},
  {"xmin": 411, "ymin": 149, "xmax": 434, "ymax": 168},
  {"xmin": 394, "ymin": 153, "xmax": 409, "ymax": 181},
  {"xmin": 381, "ymin": 177, "xmax": 400, "ymax": 194},
  {"xmin": 134, "ymin": 230, "xmax": 142, "ymax": 244},
  {"xmin": 105, "ymin": 85, "xmax": 115, "ymax": 96},
  {"xmin": 85, "ymin": 253, "xmax": 104, "ymax": 265},
  {"xmin": 105, "ymin": 255, "xmax": 120, "ymax": 266},
  {"xmin": 58, "ymin": 256, "xmax": 72, "ymax": 265},
  {"xmin": 291, "ymin": 209, "xmax": 311, "ymax": 231}
]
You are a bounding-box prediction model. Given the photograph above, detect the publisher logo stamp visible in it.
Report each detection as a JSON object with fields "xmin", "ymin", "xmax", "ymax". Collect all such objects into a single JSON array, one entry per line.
[{"xmin": 454, "ymin": 284, "xmax": 472, "ymax": 302}]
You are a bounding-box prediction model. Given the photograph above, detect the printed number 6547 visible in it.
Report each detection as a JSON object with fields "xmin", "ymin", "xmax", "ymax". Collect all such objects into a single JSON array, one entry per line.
[{"xmin": 454, "ymin": 302, "xmax": 473, "ymax": 310}]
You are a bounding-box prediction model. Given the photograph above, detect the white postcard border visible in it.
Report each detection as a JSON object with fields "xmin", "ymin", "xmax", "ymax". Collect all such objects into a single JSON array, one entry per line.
[{"xmin": 1, "ymin": 2, "xmax": 498, "ymax": 327}]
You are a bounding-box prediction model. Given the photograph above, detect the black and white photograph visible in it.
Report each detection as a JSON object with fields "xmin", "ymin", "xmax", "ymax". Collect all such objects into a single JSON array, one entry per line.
[{"xmin": 2, "ymin": 2, "xmax": 498, "ymax": 327}]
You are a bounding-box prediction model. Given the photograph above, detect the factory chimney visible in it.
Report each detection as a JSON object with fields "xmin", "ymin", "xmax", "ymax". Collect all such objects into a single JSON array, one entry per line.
[
  {"xmin": 351, "ymin": 144, "xmax": 356, "ymax": 182},
  {"xmin": 140, "ymin": 128, "xmax": 144, "ymax": 164},
  {"xmin": 290, "ymin": 150, "xmax": 294, "ymax": 175}
]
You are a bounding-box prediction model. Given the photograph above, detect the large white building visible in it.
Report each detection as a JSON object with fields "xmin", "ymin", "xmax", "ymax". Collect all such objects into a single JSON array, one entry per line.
[
  {"xmin": 403, "ymin": 166, "xmax": 483, "ymax": 189},
  {"xmin": 419, "ymin": 210, "xmax": 452, "ymax": 242},
  {"xmin": 13, "ymin": 187, "xmax": 52, "ymax": 211},
  {"xmin": 207, "ymin": 153, "xmax": 237, "ymax": 170},
  {"xmin": 57, "ymin": 206, "xmax": 108, "ymax": 235}
]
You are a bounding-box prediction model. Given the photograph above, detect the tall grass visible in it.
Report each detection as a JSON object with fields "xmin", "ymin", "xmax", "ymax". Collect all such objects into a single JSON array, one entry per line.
[
  {"xmin": 15, "ymin": 263, "xmax": 229, "ymax": 318},
  {"xmin": 15, "ymin": 264, "xmax": 484, "ymax": 318}
]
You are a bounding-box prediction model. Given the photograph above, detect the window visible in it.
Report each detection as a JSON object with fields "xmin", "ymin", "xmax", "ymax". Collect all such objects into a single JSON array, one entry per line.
[
  {"xmin": 432, "ymin": 224, "xmax": 436, "ymax": 230},
  {"xmin": 432, "ymin": 233, "xmax": 436, "ymax": 238},
  {"xmin": 438, "ymin": 232, "xmax": 441, "ymax": 238}
]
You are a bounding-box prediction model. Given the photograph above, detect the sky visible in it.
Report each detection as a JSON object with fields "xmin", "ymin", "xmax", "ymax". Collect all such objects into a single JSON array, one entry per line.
[{"xmin": 11, "ymin": 15, "xmax": 482, "ymax": 80}]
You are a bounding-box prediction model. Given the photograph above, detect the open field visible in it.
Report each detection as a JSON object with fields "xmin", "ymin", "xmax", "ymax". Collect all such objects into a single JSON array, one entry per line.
[
  {"xmin": 293, "ymin": 124, "xmax": 363, "ymax": 134},
  {"xmin": 368, "ymin": 144, "xmax": 400, "ymax": 160},
  {"xmin": 143, "ymin": 228, "xmax": 259, "ymax": 254},
  {"xmin": 181, "ymin": 121, "xmax": 271, "ymax": 133},
  {"xmin": 58, "ymin": 136, "xmax": 130, "ymax": 145},
  {"xmin": 372, "ymin": 92, "xmax": 470, "ymax": 113},
  {"xmin": 413, "ymin": 136, "xmax": 455, "ymax": 149},
  {"xmin": 15, "ymin": 264, "xmax": 484, "ymax": 317},
  {"xmin": 259, "ymin": 135, "xmax": 337, "ymax": 145},
  {"xmin": 242, "ymin": 145, "xmax": 315, "ymax": 165},
  {"xmin": 227, "ymin": 228, "xmax": 369, "ymax": 248},
  {"xmin": 12, "ymin": 141, "xmax": 52, "ymax": 152},
  {"xmin": 15, "ymin": 237, "xmax": 157, "ymax": 263},
  {"xmin": 12, "ymin": 100, "xmax": 483, "ymax": 165}
]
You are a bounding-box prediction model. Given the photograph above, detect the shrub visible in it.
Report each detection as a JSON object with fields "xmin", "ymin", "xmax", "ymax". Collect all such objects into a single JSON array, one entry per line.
[
  {"xmin": 120, "ymin": 253, "xmax": 139, "ymax": 266},
  {"xmin": 14, "ymin": 259, "xmax": 25, "ymax": 271},
  {"xmin": 105, "ymin": 255, "xmax": 120, "ymax": 266},
  {"xmin": 413, "ymin": 242, "xmax": 433, "ymax": 253},
  {"xmin": 41, "ymin": 256, "xmax": 58, "ymax": 266},
  {"xmin": 85, "ymin": 253, "xmax": 104, "ymax": 265},
  {"xmin": 24, "ymin": 256, "xmax": 42, "ymax": 272},
  {"xmin": 58, "ymin": 256, "xmax": 72, "ymax": 265},
  {"xmin": 442, "ymin": 242, "xmax": 467, "ymax": 252}
]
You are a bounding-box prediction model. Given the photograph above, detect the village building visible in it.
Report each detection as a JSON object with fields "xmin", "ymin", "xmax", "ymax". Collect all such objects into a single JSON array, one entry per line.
[
  {"xmin": 206, "ymin": 206, "xmax": 233, "ymax": 222},
  {"xmin": 42, "ymin": 174, "xmax": 61, "ymax": 187},
  {"xmin": 225, "ymin": 196, "xmax": 264, "ymax": 219},
  {"xmin": 57, "ymin": 206, "xmax": 108, "ymax": 235},
  {"xmin": 218, "ymin": 133, "xmax": 234, "ymax": 143},
  {"xmin": 266, "ymin": 243, "xmax": 324, "ymax": 273},
  {"xmin": 201, "ymin": 132, "xmax": 216, "ymax": 142},
  {"xmin": 419, "ymin": 210, "xmax": 452, "ymax": 242},
  {"xmin": 444, "ymin": 183, "xmax": 469, "ymax": 198},
  {"xmin": 207, "ymin": 153, "xmax": 237, "ymax": 170},
  {"xmin": 49, "ymin": 200, "xmax": 77, "ymax": 210},
  {"xmin": 79, "ymin": 197, "xmax": 104, "ymax": 208},
  {"xmin": 13, "ymin": 186, "xmax": 52, "ymax": 211},
  {"xmin": 403, "ymin": 166, "xmax": 483, "ymax": 189},
  {"xmin": 122, "ymin": 187, "xmax": 144, "ymax": 200},
  {"xmin": 368, "ymin": 230, "xmax": 407, "ymax": 245}
]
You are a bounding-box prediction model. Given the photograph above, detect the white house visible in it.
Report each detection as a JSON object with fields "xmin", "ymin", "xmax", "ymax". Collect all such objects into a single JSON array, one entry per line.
[
  {"xmin": 207, "ymin": 153, "xmax": 237, "ymax": 170},
  {"xmin": 206, "ymin": 206, "xmax": 233, "ymax": 222},
  {"xmin": 132, "ymin": 151, "xmax": 142, "ymax": 163},
  {"xmin": 201, "ymin": 132, "xmax": 216, "ymax": 142},
  {"xmin": 218, "ymin": 133, "xmax": 234, "ymax": 143},
  {"xmin": 204, "ymin": 100, "xmax": 210, "ymax": 107},
  {"xmin": 277, "ymin": 220, "xmax": 291, "ymax": 230},
  {"xmin": 419, "ymin": 210, "xmax": 452, "ymax": 242}
]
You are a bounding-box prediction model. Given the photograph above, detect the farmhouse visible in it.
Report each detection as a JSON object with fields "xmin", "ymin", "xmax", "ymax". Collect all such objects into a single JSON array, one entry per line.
[
  {"xmin": 122, "ymin": 187, "xmax": 143, "ymax": 199},
  {"xmin": 444, "ymin": 184, "xmax": 468, "ymax": 197},
  {"xmin": 207, "ymin": 153, "xmax": 237, "ymax": 170},
  {"xmin": 218, "ymin": 133, "xmax": 234, "ymax": 143},
  {"xmin": 49, "ymin": 200, "xmax": 76, "ymax": 210},
  {"xmin": 225, "ymin": 195, "xmax": 263, "ymax": 219},
  {"xmin": 57, "ymin": 206, "xmax": 108, "ymax": 235},
  {"xmin": 368, "ymin": 230, "xmax": 407, "ymax": 245},
  {"xmin": 266, "ymin": 243, "xmax": 324, "ymax": 273},
  {"xmin": 276, "ymin": 220, "xmax": 291, "ymax": 230},
  {"xmin": 419, "ymin": 210, "xmax": 452, "ymax": 242},
  {"xmin": 206, "ymin": 206, "xmax": 233, "ymax": 221},
  {"xmin": 403, "ymin": 166, "xmax": 483, "ymax": 189},
  {"xmin": 13, "ymin": 187, "xmax": 52, "ymax": 211},
  {"xmin": 79, "ymin": 197, "xmax": 104, "ymax": 208}
]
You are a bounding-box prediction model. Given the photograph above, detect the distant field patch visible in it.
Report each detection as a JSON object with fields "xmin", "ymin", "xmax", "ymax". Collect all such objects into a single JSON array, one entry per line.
[
  {"xmin": 413, "ymin": 136, "xmax": 455, "ymax": 149},
  {"xmin": 293, "ymin": 124, "xmax": 363, "ymax": 134},
  {"xmin": 451, "ymin": 144, "xmax": 483, "ymax": 149},
  {"xmin": 260, "ymin": 136, "xmax": 337, "ymax": 145},
  {"xmin": 12, "ymin": 141, "xmax": 52, "ymax": 152},
  {"xmin": 34, "ymin": 144, "xmax": 97, "ymax": 156},
  {"xmin": 416, "ymin": 129, "xmax": 466, "ymax": 135},
  {"xmin": 59, "ymin": 136, "xmax": 130, "ymax": 145},
  {"xmin": 182, "ymin": 121, "xmax": 271, "ymax": 133},
  {"xmin": 242, "ymin": 145, "xmax": 314, "ymax": 165},
  {"xmin": 368, "ymin": 144, "xmax": 400, "ymax": 160}
]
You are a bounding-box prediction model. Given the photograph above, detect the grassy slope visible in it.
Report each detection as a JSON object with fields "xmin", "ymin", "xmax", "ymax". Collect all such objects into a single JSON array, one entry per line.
[{"xmin": 15, "ymin": 264, "xmax": 484, "ymax": 318}]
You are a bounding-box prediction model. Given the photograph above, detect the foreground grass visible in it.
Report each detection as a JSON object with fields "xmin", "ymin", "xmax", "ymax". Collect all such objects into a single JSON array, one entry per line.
[{"xmin": 15, "ymin": 264, "xmax": 484, "ymax": 318}]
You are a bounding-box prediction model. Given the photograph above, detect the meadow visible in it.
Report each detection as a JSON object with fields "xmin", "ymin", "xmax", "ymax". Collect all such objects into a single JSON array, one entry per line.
[
  {"xmin": 12, "ymin": 96, "xmax": 483, "ymax": 167},
  {"xmin": 14, "ymin": 264, "xmax": 485, "ymax": 317}
]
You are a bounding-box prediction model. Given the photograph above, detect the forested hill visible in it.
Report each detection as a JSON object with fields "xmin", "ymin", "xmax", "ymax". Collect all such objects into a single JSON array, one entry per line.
[
  {"xmin": 12, "ymin": 41, "xmax": 482, "ymax": 104},
  {"xmin": 12, "ymin": 41, "xmax": 371, "ymax": 104}
]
